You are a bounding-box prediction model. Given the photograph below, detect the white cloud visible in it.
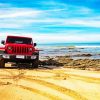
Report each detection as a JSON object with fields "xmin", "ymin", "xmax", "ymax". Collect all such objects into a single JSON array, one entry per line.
[
  {"xmin": 0, "ymin": 7, "xmax": 43, "ymax": 28},
  {"xmin": 31, "ymin": 33, "xmax": 100, "ymax": 43},
  {"xmin": 0, "ymin": 8, "xmax": 42, "ymax": 18},
  {"xmin": 0, "ymin": 23, "xmax": 23, "ymax": 28},
  {"xmin": 77, "ymin": 7, "xmax": 92, "ymax": 14},
  {"xmin": 0, "ymin": 2, "xmax": 99, "ymax": 29},
  {"xmin": 61, "ymin": 19, "xmax": 100, "ymax": 28},
  {"xmin": 70, "ymin": 6, "xmax": 92, "ymax": 15},
  {"xmin": 1, "ymin": 32, "xmax": 99, "ymax": 44}
]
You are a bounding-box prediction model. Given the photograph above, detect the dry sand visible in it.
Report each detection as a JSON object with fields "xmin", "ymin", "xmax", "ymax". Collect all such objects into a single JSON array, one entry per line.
[{"xmin": 0, "ymin": 66, "xmax": 100, "ymax": 100}]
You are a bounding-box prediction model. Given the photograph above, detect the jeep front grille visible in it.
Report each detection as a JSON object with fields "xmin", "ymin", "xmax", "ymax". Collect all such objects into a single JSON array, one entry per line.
[{"xmin": 12, "ymin": 46, "xmax": 29, "ymax": 54}]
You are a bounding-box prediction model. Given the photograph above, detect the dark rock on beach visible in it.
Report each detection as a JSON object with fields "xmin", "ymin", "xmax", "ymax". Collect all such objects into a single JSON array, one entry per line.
[
  {"xmin": 40, "ymin": 56, "xmax": 100, "ymax": 71},
  {"xmin": 75, "ymin": 54, "xmax": 92, "ymax": 57}
]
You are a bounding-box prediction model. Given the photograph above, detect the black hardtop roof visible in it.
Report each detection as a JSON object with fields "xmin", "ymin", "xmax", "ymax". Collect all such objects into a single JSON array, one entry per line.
[{"xmin": 7, "ymin": 35, "xmax": 32, "ymax": 39}]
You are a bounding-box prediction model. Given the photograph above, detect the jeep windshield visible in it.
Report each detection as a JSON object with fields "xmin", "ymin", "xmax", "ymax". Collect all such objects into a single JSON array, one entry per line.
[{"xmin": 6, "ymin": 37, "xmax": 33, "ymax": 44}]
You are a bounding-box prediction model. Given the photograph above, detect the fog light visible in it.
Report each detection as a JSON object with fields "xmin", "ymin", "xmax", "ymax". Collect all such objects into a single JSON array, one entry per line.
[{"xmin": 3, "ymin": 55, "xmax": 9, "ymax": 58}]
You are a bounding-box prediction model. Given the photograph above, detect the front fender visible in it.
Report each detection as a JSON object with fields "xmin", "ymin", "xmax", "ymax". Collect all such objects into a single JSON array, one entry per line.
[{"xmin": 0, "ymin": 47, "xmax": 5, "ymax": 51}]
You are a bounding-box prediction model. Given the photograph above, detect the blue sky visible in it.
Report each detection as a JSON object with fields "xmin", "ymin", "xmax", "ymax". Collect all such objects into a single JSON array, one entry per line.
[{"xmin": 0, "ymin": 0, "xmax": 100, "ymax": 43}]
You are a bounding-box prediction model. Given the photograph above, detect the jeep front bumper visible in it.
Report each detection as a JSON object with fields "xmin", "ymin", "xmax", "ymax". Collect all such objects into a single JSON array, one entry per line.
[{"xmin": 2, "ymin": 54, "xmax": 37, "ymax": 60}]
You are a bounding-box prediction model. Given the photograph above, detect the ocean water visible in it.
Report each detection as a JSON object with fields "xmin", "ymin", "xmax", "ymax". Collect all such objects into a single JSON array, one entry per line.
[
  {"xmin": 37, "ymin": 43, "xmax": 100, "ymax": 59},
  {"xmin": 38, "ymin": 43, "xmax": 100, "ymax": 48}
]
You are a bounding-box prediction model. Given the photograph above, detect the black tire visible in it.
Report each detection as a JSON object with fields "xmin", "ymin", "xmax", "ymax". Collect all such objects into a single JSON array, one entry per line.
[
  {"xmin": 32, "ymin": 53, "xmax": 39, "ymax": 68},
  {"xmin": 0, "ymin": 57, "xmax": 5, "ymax": 68}
]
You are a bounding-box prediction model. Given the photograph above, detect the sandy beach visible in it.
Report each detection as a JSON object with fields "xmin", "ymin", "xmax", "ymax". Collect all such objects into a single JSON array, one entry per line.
[
  {"xmin": 0, "ymin": 61, "xmax": 100, "ymax": 100},
  {"xmin": 0, "ymin": 68, "xmax": 100, "ymax": 100}
]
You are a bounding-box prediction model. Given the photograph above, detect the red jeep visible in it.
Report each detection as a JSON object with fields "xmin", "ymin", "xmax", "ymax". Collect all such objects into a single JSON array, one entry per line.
[{"xmin": 0, "ymin": 35, "xmax": 39, "ymax": 68}]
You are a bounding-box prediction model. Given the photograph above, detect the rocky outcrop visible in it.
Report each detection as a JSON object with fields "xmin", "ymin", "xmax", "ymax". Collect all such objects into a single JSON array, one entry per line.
[{"xmin": 40, "ymin": 56, "xmax": 100, "ymax": 71}]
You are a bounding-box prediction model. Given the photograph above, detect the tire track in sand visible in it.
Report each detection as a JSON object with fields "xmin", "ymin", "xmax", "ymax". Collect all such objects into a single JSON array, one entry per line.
[
  {"xmin": 0, "ymin": 70, "xmax": 62, "ymax": 100},
  {"xmin": 23, "ymin": 76, "xmax": 87, "ymax": 100},
  {"xmin": 1, "ymin": 69, "xmax": 99, "ymax": 100},
  {"xmin": 3, "ymin": 69, "xmax": 15, "ymax": 76},
  {"xmin": 1, "ymin": 69, "xmax": 100, "ymax": 84},
  {"xmin": 17, "ymin": 84, "xmax": 62, "ymax": 100},
  {"xmin": 68, "ymin": 74, "xmax": 100, "ymax": 84},
  {"xmin": 35, "ymin": 70, "xmax": 100, "ymax": 84},
  {"xmin": 5, "ymin": 70, "xmax": 85, "ymax": 100}
]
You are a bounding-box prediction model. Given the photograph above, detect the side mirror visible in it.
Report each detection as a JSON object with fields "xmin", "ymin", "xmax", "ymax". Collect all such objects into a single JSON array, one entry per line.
[
  {"xmin": 34, "ymin": 43, "xmax": 37, "ymax": 47},
  {"xmin": 1, "ymin": 40, "xmax": 5, "ymax": 45}
]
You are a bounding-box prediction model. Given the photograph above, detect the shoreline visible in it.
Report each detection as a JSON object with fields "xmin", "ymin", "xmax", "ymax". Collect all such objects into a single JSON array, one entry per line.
[
  {"xmin": 39, "ymin": 45, "xmax": 100, "ymax": 60},
  {"xmin": 38, "ymin": 45, "xmax": 100, "ymax": 71}
]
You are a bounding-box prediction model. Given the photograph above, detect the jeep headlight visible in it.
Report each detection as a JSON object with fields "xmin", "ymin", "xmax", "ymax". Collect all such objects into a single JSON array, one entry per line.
[
  {"xmin": 8, "ymin": 46, "xmax": 12, "ymax": 50},
  {"xmin": 29, "ymin": 48, "xmax": 33, "ymax": 52}
]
